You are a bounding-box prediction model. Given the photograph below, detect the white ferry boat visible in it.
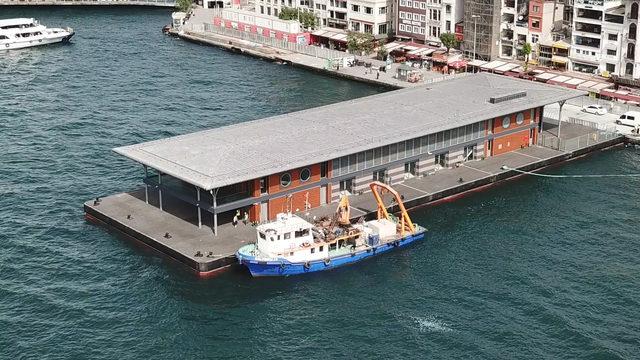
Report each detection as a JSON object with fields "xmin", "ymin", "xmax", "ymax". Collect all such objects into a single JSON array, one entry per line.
[
  {"xmin": 236, "ymin": 182, "xmax": 427, "ymax": 277},
  {"xmin": 0, "ymin": 18, "xmax": 74, "ymax": 50}
]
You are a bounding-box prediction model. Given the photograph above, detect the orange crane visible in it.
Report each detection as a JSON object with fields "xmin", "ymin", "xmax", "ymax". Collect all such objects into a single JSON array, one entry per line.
[{"xmin": 369, "ymin": 181, "xmax": 415, "ymax": 236}]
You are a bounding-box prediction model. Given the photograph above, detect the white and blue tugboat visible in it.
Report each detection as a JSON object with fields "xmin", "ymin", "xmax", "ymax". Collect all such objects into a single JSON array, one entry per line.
[{"xmin": 236, "ymin": 181, "xmax": 427, "ymax": 277}]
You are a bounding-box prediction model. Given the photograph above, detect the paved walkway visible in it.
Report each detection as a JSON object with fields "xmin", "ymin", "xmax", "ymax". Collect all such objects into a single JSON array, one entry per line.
[{"xmin": 181, "ymin": 8, "xmax": 456, "ymax": 89}]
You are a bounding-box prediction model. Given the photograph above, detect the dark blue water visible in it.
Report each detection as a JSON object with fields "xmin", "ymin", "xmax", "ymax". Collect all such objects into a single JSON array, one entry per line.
[{"xmin": 1, "ymin": 7, "xmax": 639, "ymax": 359}]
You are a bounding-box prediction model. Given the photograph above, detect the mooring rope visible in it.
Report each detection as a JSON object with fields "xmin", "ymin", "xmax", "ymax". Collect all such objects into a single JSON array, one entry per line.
[{"xmin": 501, "ymin": 166, "xmax": 640, "ymax": 179}]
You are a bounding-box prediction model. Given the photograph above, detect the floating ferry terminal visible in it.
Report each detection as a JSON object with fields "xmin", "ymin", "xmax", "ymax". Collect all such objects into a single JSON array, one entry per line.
[{"xmin": 84, "ymin": 73, "xmax": 623, "ymax": 275}]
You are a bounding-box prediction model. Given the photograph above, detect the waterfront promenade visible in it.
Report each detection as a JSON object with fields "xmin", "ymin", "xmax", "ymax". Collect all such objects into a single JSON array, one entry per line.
[{"xmin": 178, "ymin": 8, "xmax": 455, "ymax": 89}]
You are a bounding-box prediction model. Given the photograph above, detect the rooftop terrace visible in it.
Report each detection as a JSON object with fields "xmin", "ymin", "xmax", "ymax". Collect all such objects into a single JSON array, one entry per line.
[{"xmin": 114, "ymin": 73, "xmax": 584, "ymax": 190}]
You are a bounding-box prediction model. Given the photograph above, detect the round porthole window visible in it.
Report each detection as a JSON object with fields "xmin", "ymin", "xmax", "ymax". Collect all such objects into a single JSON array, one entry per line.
[
  {"xmin": 300, "ymin": 168, "xmax": 311, "ymax": 182},
  {"xmin": 516, "ymin": 113, "xmax": 525, "ymax": 125},
  {"xmin": 280, "ymin": 173, "xmax": 291, "ymax": 187},
  {"xmin": 502, "ymin": 116, "xmax": 511, "ymax": 129}
]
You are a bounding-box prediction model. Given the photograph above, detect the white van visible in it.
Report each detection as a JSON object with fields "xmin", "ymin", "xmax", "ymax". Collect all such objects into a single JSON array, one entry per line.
[{"xmin": 615, "ymin": 111, "xmax": 640, "ymax": 127}]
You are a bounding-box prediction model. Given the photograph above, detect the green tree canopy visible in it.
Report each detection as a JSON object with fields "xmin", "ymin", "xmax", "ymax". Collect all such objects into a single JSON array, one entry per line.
[
  {"xmin": 278, "ymin": 7, "xmax": 318, "ymax": 30},
  {"xmin": 439, "ymin": 32, "xmax": 458, "ymax": 53},
  {"xmin": 175, "ymin": 0, "xmax": 192, "ymax": 13},
  {"xmin": 346, "ymin": 32, "xmax": 375, "ymax": 55}
]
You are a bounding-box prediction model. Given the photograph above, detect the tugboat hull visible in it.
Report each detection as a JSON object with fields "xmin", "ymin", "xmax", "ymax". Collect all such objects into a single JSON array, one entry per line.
[{"xmin": 237, "ymin": 230, "xmax": 426, "ymax": 277}]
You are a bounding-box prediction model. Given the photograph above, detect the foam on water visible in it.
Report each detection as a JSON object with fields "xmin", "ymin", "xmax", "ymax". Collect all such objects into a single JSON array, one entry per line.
[{"xmin": 410, "ymin": 315, "xmax": 454, "ymax": 333}]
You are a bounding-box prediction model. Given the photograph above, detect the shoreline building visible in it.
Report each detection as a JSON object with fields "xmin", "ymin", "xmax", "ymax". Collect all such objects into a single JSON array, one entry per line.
[
  {"xmin": 569, "ymin": 0, "xmax": 624, "ymax": 75},
  {"xmin": 395, "ymin": 0, "xmax": 464, "ymax": 46},
  {"xmin": 113, "ymin": 74, "xmax": 581, "ymax": 234},
  {"xmin": 253, "ymin": 0, "xmax": 394, "ymax": 39}
]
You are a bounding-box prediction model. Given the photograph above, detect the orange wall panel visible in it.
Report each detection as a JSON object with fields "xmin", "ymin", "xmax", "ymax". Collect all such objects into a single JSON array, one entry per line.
[
  {"xmin": 268, "ymin": 188, "xmax": 320, "ymax": 219},
  {"xmin": 493, "ymin": 130, "xmax": 530, "ymax": 156}
]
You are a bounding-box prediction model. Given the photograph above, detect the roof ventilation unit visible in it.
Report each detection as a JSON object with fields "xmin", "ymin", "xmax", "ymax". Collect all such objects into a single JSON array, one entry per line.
[{"xmin": 489, "ymin": 91, "xmax": 527, "ymax": 104}]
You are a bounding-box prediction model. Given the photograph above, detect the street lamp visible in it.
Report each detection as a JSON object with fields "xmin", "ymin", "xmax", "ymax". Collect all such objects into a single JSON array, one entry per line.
[{"xmin": 471, "ymin": 14, "xmax": 480, "ymax": 65}]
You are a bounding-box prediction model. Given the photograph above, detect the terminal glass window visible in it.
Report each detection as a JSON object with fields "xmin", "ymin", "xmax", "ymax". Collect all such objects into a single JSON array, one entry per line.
[
  {"xmin": 373, "ymin": 169, "xmax": 387, "ymax": 183},
  {"xmin": 502, "ymin": 116, "xmax": 511, "ymax": 129},
  {"xmin": 300, "ymin": 168, "xmax": 311, "ymax": 182},
  {"xmin": 280, "ymin": 173, "xmax": 292, "ymax": 188}
]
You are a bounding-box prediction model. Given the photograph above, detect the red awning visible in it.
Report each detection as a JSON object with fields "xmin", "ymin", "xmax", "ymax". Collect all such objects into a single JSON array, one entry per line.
[{"xmin": 448, "ymin": 60, "xmax": 468, "ymax": 69}]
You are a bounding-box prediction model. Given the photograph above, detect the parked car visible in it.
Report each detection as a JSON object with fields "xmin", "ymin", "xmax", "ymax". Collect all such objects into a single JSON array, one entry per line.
[
  {"xmin": 616, "ymin": 111, "xmax": 640, "ymax": 127},
  {"xmin": 582, "ymin": 104, "xmax": 607, "ymax": 115}
]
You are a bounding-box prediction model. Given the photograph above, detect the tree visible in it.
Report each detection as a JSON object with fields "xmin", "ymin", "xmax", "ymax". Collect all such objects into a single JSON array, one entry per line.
[
  {"xmin": 439, "ymin": 32, "xmax": 458, "ymax": 53},
  {"xmin": 176, "ymin": 0, "xmax": 192, "ymax": 13},
  {"xmin": 376, "ymin": 46, "xmax": 388, "ymax": 61},
  {"xmin": 346, "ymin": 32, "xmax": 375, "ymax": 56},
  {"xmin": 278, "ymin": 7, "xmax": 318, "ymax": 30},
  {"xmin": 522, "ymin": 42, "xmax": 532, "ymax": 71}
]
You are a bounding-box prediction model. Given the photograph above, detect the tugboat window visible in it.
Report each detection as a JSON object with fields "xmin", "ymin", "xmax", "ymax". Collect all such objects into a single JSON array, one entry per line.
[
  {"xmin": 516, "ymin": 112, "xmax": 525, "ymax": 125},
  {"xmin": 280, "ymin": 173, "xmax": 291, "ymax": 187},
  {"xmin": 284, "ymin": 232, "xmax": 291, "ymax": 240},
  {"xmin": 300, "ymin": 168, "xmax": 311, "ymax": 182},
  {"xmin": 502, "ymin": 116, "xmax": 511, "ymax": 129}
]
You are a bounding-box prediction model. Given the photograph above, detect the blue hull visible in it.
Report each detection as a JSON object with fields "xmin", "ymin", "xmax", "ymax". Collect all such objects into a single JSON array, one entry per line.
[{"xmin": 237, "ymin": 231, "xmax": 426, "ymax": 277}]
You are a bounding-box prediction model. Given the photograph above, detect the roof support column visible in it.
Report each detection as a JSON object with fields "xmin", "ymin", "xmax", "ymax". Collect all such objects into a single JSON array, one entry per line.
[
  {"xmin": 557, "ymin": 100, "xmax": 566, "ymax": 150},
  {"xmin": 158, "ymin": 172, "xmax": 163, "ymax": 212},
  {"xmin": 143, "ymin": 165, "xmax": 149, "ymax": 204},
  {"xmin": 196, "ymin": 187, "xmax": 202, "ymax": 229},
  {"xmin": 211, "ymin": 189, "xmax": 218, "ymax": 237}
]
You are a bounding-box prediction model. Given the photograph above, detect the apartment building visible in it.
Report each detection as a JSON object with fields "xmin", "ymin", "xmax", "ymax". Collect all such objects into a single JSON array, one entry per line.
[
  {"xmin": 569, "ymin": 0, "xmax": 624, "ymax": 75},
  {"xmin": 253, "ymin": 0, "xmax": 393, "ymax": 37},
  {"xmin": 621, "ymin": 1, "xmax": 640, "ymax": 78},
  {"xmin": 396, "ymin": 0, "xmax": 463, "ymax": 45}
]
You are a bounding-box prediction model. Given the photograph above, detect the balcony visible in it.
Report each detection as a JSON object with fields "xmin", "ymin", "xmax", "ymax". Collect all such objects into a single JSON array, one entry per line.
[
  {"xmin": 576, "ymin": 9, "xmax": 602, "ymax": 21},
  {"xmin": 502, "ymin": 13, "xmax": 515, "ymax": 23},
  {"xmin": 574, "ymin": 35, "xmax": 601, "ymax": 48}
]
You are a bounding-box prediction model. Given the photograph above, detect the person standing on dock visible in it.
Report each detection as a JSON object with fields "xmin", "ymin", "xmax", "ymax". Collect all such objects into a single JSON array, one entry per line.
[
  {"xmin": 233, "ymin": 210, "xmax": 240, "ymax": 227},
  {"xmin": 243, "ymin": 211, "xmax": 249, "ymax": 225}
]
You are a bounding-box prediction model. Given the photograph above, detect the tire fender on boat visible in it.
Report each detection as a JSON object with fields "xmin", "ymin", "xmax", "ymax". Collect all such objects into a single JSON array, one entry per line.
[
  {"xmin": 350, "ymin": 246, "xmax": 356, "ymax": 257},
  {"xmin": 279, "ymin": 262, "xmax": 286, "ymax": 270},
  {"xmin": 303, "ymin": 262, "xmax": 310, "ymax": 270},
  {"xmin": 393, "ymin": 240, "xmax": 400, "ymax": 247},
  {"xmin": 323, "ymin": 258, "xmax": 331, "ymax": 266}
]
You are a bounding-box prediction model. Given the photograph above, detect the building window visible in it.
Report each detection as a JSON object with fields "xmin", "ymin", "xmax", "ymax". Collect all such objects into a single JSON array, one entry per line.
[
  {"xmin": 606, "ymin": 63, "xmax": 615, "ymax": 73},
  {"xmin": 364, "ymin": 24, "xmax": 373, "ymax": 33},
  {"xmin": 407, "ymin": 0, "xmax": 412, "ymax": 7},
  {"xmin": 531, "ymin": 19, "xmax": 540, "ymax": 29},
  {"xmin": 311, "ymin": 248, "xmax": 315, "ymax": 254},
  {"xmin": 608, "ymin": 33, "xmax": 618, "ymax": 41},
  {"xmin": 463, "ymin": 145, "xmax": 476, "ymax": 161},
  {"xmin": 365, "ymin": 6, "xmax": 373, "ymax": 14},
  {"xmin": 502, "ymin": 116, "xmax": 511, "ymax": 129},
  {"xmin": 420, "ymin": 14, "xmax": 426, "ymax": 22},
  {"xmin": 280, "ymin": 172, "xmax": 292, "ymax": 187},
  {"xmin": 320, "ymin": 162, "xmax": 327, "ymax": 178},
  {"xmin": 379, "ymin": 6, "xmax": 386, "ymax": 14},
  {"xmin": 413, "ymin": 25, "xmax": 419, "ymax": 33},
  {"xmin": 400, "ymin": 0, "xmax": 406, "ymax": 6},
  {"xmin": 532, "ymin": 34, "xmax": 539, "ymax": 43},
  {"xmin": 404, "ymin": 161, "xmax": 417, "ymax": 176},
  {"xmin": 319, "ymin": 245, "xmax": 324, "ymax": 252},
  {"xmin": 413, "ymin": 13, "xmax": 419, "ymax": 21},
  {"xmin": 420, "ymin": 2, "xmax": 426, "ymax": 9},
  {"xmin": 339, "ymin": 178, "xmax": 354, "ymax": 193},
  {"xmin": 260, "ymin": 176, "xmax": 268, "ymax": 194},
  {"xmin": 532, "ymin": 5, "xmax": 539, "ymax": 13},
  {"xmin": 607, "ymin": 49, "xmax": 617, "ymax": 56},
  {"xmin": 352, "ymin": 4, "xmax": 359, "ymax": 12},
  {"xmin": 435, "ymin": 153, "xmax": 447, "ymax": 167},
  {"xmin": 373, "ymin": 169, "xmax": 387, "ymax": 183},
  {"xmin": 516, "ymin": 112, "xmax": 524, "ymax": 125},
  {"xmin": 300, "ymin": 168, "xmax": 311, "ymax": 182},
  {"xmin": 378, "ymin": 23, "xmax": 388, "ymax": 35}
]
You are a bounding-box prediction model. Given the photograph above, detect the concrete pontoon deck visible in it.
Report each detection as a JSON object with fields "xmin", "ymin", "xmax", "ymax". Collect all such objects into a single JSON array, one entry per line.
[{"xmin": 85, "ymin": 123, "xmax": 623, "ymax": 275}]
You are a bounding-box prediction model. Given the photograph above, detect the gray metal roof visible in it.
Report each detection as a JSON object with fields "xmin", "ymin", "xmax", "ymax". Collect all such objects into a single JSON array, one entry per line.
[{"xmin": 114, "ymin": 73, "xmax": 584, "ymax": 190}]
